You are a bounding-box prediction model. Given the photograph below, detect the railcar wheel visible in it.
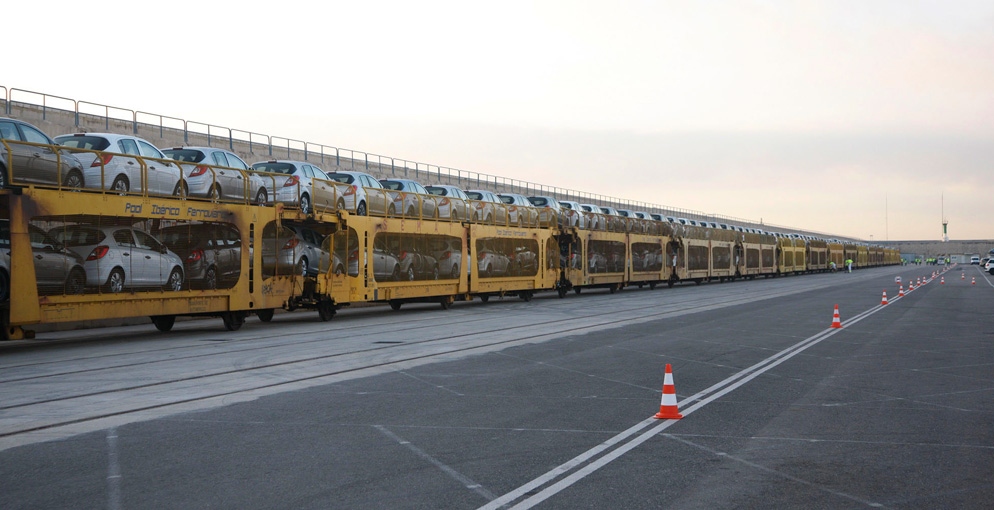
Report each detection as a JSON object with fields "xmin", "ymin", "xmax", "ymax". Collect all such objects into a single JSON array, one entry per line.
[
  {"xmin": 480, "ymin": 294, "xmax": 490, "ymax": 303},
  {"xmin": 520, "ymin": 291, "xmax": 532, "ymax": 302},
  {"xmin": 390, "ymin": 300, "xmax": 403, "ymax": 311},
  {"xmin": 439, "ymin": 297, "xmax": 452, "ymax": 310},
  {"xmin": 557, "ymin": 286, "xmax": 567, "ymax": 298},
  {"xmin": 574, "ymin": 287, "xmax": 581, "ymax": 294},
  {"xmin": 317, "ymin": 301, "xmax": 336, "ymax": 321},
  {"xmin": 609, "ymin": 285, "xmax": 617, "ymax": 294},
  {"xmin": 222, "ymin": 311, "xmax": 246, "ymax": 331},
  {"xmin": 667, "ymin": 280, "xmax": 674, "ymax": 288},
  {"xmin": 151, "ymin": 315, "xmax": 176, "ymax": 332},
  {"xmin": 256, "ymin": 309, "xmax": 275, "ymax": 322},
  {"xmin": 649, "ymin": 282, "xmax": 657, "ymax": 290}
]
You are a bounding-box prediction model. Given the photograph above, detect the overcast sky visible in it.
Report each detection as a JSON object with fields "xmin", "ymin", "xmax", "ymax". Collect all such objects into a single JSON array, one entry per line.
[{"xmin": 6, "ymin": 0, "xmax": 992, "ymax": 240}]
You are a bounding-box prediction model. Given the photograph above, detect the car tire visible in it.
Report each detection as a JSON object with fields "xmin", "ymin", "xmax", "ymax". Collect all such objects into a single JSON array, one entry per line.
[
  {"xmin": 255, "ymin": 188, "xmax": 268, "ymax": 205},
  {"xmin": 391, "ymin": 265, "xmax": 400, "ymax": 281},
  {"xmin": 165, "ymin": 268, "xmax": 183, "ymax": 292},
  {"xmin": 208, "ymin": 185, "xmax": 221, "ymax": 201},
  {"xmin": 300, "ymin": 194, "xmax": 311, "ymax": 214},
  {"xmin": 173, "ymin": 181, "xmax": 188, "ymax": 197},
  {"xmin": 111, "ymin": 176, "xmax": 129, "ymax": 194},
  {"xmin": 407, "ymin": 266, "xmax": 415, "ymax": 281},
  {"xmin": 432, "ymin": 265, "xmax": 439, "ymax": 280},
  {"xmin": 66, "ymin": 267, "xmax": 86, "ymax": 295},
  {"xmin": 451, "ymin": 265, "xmax": 460, "ymax": 279},
  {"xmin": 104, "ymin": 268, "xmax": 125, "ymax": 293},
  {"xmin": 0, "ymin": 269, "xmax": 9, "ymax": 302},
  {"xmin": 336, "ymin": 199, "xmax": 346, "ymax": 212},
  {"xmin": 357, "ymin": 201, "xmax": 367, "ymax": 216},
  {"xmin": 205, "ymin": 266, "xmax": 218, "ymax": 290},
  {"xmin": 406, "ymin": 206, "xmax": 416, "ymax": 217},
  {"xmin": 64, "ymin": 170, "xmax": 84, "ymax": 190},
  {"xmin": 298, "ymin": 257, "xmax": 308, "ymax": 277},
  {"xmin": 0, "ymin": 164, "xmax": 7, "ymax": 188}
]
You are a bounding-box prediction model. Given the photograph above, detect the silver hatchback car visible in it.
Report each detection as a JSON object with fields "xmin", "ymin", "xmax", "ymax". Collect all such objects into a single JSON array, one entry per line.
[
  {"xmin": 0, "ymin": 118, "xmax": 84, "ymax": 189},
  {"xmin": 51, "ymin": 225, "xmax": 184, "ymax": 293},
  {"xmin": 162, "ymin": 147, "xmax": 268, "ymax": 204},
  {"xmin": 55, "ymin": 133, "xmax": 183, "ymax": 196},
  {"xmin": 251, "ymin": 160, "xmax": 338, "ymax": 214}
]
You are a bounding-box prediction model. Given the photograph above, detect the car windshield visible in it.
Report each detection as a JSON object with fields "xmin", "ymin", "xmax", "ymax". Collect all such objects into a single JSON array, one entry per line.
[
  {"xmin": 325, "ymin": 174, "xmax": 356, "ymax": 184},
  {"xmin": 49, "ymin": 226, "xmax": 105, "ymax": 246},
  {"xmin": 251, "ymin": 163, "xmax": 297, "ymax": 174},
  {"xmin": 162, "ymin": 149, "xmax": 206, "ymax": 163},
  {"xmin": 55, "ymin": 135, "xmax": 111, "ymax": 151}
]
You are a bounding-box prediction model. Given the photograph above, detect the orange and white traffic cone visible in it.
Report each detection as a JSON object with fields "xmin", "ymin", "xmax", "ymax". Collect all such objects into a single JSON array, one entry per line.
[
  {"xmin": 830, "ymin": 304, "xmax": 842, "ymax": 328},
  {"xmin": 898, "ymin": 285, "xmax": 904, "ymax": 297},
  {"xmin": 972, "ymin": 277, "xmax": 976, "ymax": 285},
  {"xmin": 654, "ymin": 364, "xmax": 683, "ymax": 419},
  {"xmin": 961, "ymin": 273, "xmax": 965, "ymax": 280},
  {"xmin": 881, "ymin": 290, "xmax": 888, "ymax": 305},
  {"xmin": 908, "ymin": 281, "xmax": 914, "ymax": 291},
  {"xmin": 941, "ymin": 277, "xmax": 945, "ymax": 285}
]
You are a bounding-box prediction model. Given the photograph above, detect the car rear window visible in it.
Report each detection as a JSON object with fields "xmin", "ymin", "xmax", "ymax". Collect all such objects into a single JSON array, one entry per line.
[
  {"xmin": 466, "ymin": 191, "xmax": 483, "ymax": 200},
  {"xmin": 252, "ymin": 163, "xmax": 297, "ymax": 174},
  {"xmin": 380, "ymin": 180, "xmax": 404, "ymax": 190},
  {"xmin": 162, "ymin": 149, "xmax": 206, "ymax": 163},
  {"xmin": 529, "ymin": 197, "xmax": 550, "ymax": 207},
  {"xmin": 499, "ymin": 196, "xmax": 515, "ymax": 204},
  {"xmin": 50, "ymin": 226, "xmax": 106, "ymax": 246},
  {"xmin": 55, "ymin": 135, "xmax": 111, "ymax": 151},
  {"xmin": 425, "ymin": 186, "xmax": 447, "ymax": 196},
  {"xmin": 325, "ymin": 173, "xmax": 356, "ymax": 184}
]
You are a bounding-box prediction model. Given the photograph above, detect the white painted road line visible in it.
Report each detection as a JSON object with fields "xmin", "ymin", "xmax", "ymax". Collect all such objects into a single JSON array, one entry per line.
[{"xmin": 480, "ymin": 298, "xmax": 897, "ymax": 510}]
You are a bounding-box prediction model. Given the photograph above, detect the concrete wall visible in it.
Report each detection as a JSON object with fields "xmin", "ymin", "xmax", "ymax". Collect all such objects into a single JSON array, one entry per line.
[
  {"xmin": 878, "ymin": 240, "xmax": 994, "ymax": 259},
  {"xmin": 5, "ymin": 100, "xmax": 847, "ymax": 239}
]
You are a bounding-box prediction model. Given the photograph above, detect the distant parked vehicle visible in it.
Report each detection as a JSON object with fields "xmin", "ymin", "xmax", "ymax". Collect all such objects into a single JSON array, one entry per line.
[
  {"xmin": 1, "ymin": 221, "xmax": 86, "ymax": 296},
  {"xmin": 477, "ymin": 241, "xmax": 511, "ymax": 277},
  {"xmin": 162, "ymin": 147, "xmax": 268, "ymax": 204},
  {"xmin": 380, "ymin": 178, "xmax": 437, "ymax": 218},
  {"xmin": 430, "ymin": 238, "xmax": 463, "ymax": 280},
  {"xmin": 559, "ymin": 200, "xmax": 586, "ymax": 228},
  {"xmin": 0, "ymin": 118, "xmax": 84, "ymax": 189},
  {"xmin": 50, "ymin": 224, "xmax": 184, "ymax": 293},
  {"xmin": 158, "ymin": 223, "xmax": 243, "ymax": 290},
  {"xmin": 55, "ymin": 133, "xmax": 184, "ymax": 196},
  {"xmin": 498, "ymin": 193, "xmax": 536, "ymax": 226},
  {"xmin": 251, "ymin": 160, "xmax": 336, "ymax": 214},
  {"xmin": 465, "ymin": 189, "xmax": 507, "ymax": 224},
  {"xmin": 325, "ymin": 170, "xmax": 389, "ymax": 216},
  {"xmin": 425, "ymin": 185, "xmax": 470, "ymax": 221}
]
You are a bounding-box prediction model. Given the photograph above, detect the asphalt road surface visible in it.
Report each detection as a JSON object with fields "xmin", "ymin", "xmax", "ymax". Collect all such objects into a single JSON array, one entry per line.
[{"xmin": 1, "ymin": 264, "xmax": 991, "ymax": 509}]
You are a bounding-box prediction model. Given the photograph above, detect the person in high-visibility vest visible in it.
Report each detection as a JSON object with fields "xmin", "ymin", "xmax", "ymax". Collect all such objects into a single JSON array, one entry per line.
[{"xmin": 846, "ymin": 258, "xmax": 853, "ymax": 273}]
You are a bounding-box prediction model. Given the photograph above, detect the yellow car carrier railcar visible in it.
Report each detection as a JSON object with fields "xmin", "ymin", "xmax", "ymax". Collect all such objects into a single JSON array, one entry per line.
[
  {"xmin": 827, "ymin": 241, "xmax": 845, "ymax": 271},
  {"xmin": 806, "ymin": 239, "xmax": 829, "ymax": 272},
  {"xmin": 777, "ymin": 236, "xmax": 806, "ymax": 275},
  {"xmin": 626, "ymin": 218, "xmax": 676, "ymax": 289},
  {"xmin": 738, "ymin": 231, "xmax": 777, "ymax": 278},
  {"xmin": 1, "ymin": 185, "xmax": 304, "ymax": 339}
]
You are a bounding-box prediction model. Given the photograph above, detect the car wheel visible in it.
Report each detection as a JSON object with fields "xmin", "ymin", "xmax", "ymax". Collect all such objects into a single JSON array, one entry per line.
[
  {"xmin": 407, "ymin": 266, "xmax": 415, "ymax": 281},
  {"xmin": 255, "ymin": 188, "xmax": 268, "ymax": 205},
  {"xmin": 391, "ymin": 265, "xmax": 400, "ymax": 281},
  {"xmin": 451, "ymin": 265, "xmax": 460, "ymax": 279},
  {"xmin": 208, "ymin": 185, "xmax": 221, "ymax": 201},
  {"xmin": 357, "ymin": 201, "xmax": 367, "ymax": 216},
  {"xmin": 165, "ymin": 268, "xmax": 183, "ymax": 291},
  {"xmin": 298, "ymin": 257, "xmax": 308, "ymax": 277},
  {"xmin": 151, "ymin": 315, "xmax": 176, "ymax": 332},
  {"xmin": 64, "ymin": 170, "xmax": 84, "ymax": 189},
  {"xmin": 111, "ymin": 176, "xmax": 129, "ymax": 194},
  {"xmin": 300, "ymin": 194, "xmax": 311, "ymax": 214},
  {"xmin": 0, "ymin": 164, "xmax": 6, "ymax": 188},
  {"xmin": 173, "ymin": 181, "xmax": 188, "ymax": 197},
  {"xmin": 256, "ymin": 309, "xmax": 275, "ymax": 322},
  {"xmin": 0, "ymin": 269, "xmax": 9, "ymax": 301},
  {"xmin": 388, "ymin": 204, "xmax": 396, "ymax": 216},
  {"xmin": 66, "ymin": 268, "xmax": 86, "ymax": 295},
  {"xmin": 205, "ymin": 266, "xmax": 218, "ymax": 290},
  {"xmin": 485, "ymin": 264, "xmax": 492, "ymax": 278},
  {"xmin": 105, "ymin": 268, "xmax": 125, "ymax": 293},
  {"xmin": 406, "ymin": 206, "xmax": 416, "ymax": 217},
  {"xmin": 335, "ymin": 264, "xmax": 344, "ymax": 276},
  {"xmin": 432, "ymin": 265, "xmax": 439, "ymax": 280},
  {"xmin": 451, "ymin": 210, "xmax": 459, "ymax": 221}
]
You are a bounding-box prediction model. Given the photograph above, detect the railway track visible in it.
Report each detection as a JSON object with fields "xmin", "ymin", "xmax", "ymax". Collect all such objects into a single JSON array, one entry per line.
[{"xmin": 0, "ymin": 268, "xmax": 896, "ymax": 449}]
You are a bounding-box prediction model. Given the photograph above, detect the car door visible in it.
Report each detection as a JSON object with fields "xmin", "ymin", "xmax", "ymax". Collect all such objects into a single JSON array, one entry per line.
[
  {"xmin": 111, "ymin": 229, "xmax": 139, "ymax": 289},
  {"xmin": 137, "ymin": 140, "xmax": 174, "ymax": 195},
  {"xmin": 212, "ymin": 151, "xmax": 243, "ymax": 200},
  {"xmin": 131, "ymin": 230, "xmax": 164, "ymax": 285},
  {"xmin": 18, "ymin": 124, "xmax": 63, "ymax": 186},
  {"xmin": 223, "ymin": 152, "xmax": 252, "ymax": 200},
  {"xmin": 220, "ymin": 224, "xmax": 241, "ymax": 283},
  {"xmin": 28, "ymin": 225, "xmax": 67, "ymax": 289},
  {"xmin": 115, "ymin": 139, "xmax": 143, "ymax": 191}
]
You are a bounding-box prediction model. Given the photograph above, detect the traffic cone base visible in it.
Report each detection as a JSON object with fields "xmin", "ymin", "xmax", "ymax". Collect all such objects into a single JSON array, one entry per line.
[{"xmin": 654, "ymin": 364, "xmax": 683, "ymax": 419}]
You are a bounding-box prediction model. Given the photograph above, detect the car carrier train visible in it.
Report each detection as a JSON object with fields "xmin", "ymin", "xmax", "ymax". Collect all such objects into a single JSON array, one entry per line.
[{"xmin": 0, "ymin": 134, "xmax": 900, "ymax": 339}]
